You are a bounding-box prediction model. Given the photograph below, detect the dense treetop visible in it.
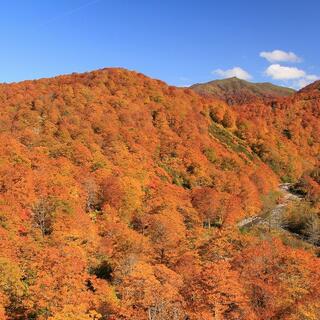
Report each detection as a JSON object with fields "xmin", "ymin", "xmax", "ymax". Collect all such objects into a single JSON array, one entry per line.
[{"xmin": 0, "ymin": 68, "xmax": 319, "ymax": 319}]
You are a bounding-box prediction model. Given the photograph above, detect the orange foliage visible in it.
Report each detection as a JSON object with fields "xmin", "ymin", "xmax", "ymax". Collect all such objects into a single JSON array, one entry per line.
[{"xmin": 0, "ymin": 68, "xmax": 319, "ymax": 319}]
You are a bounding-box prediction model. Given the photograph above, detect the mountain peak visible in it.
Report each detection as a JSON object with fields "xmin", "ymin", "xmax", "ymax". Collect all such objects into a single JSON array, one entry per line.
[{"xmin": 190, "ymin": 78, "xmax": 295, "ymax": 105}]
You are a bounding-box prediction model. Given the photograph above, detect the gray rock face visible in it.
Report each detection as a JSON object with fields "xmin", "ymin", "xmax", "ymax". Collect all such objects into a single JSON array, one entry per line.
[{"xmin": 238, "ymin": 183, "xmax": 302, "ymax": 230}]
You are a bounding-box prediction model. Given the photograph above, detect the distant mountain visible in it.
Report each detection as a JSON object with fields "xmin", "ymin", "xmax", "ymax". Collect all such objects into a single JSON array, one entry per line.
[{"xmin": 191, "ymin": 77, "xmax": 295, "ymax": 105}]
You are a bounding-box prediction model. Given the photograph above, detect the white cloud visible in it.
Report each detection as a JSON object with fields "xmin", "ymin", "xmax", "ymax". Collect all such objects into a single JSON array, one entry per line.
[
  {"xmin": 213, "ymin": 67, "xmax": 252, "ymax": 80},
  {"xmin": 264, "ymin": 64, "xmax": 319, "ymax": 89},
  {"xmin": 305, "ymin": 74, "xmax": 318, "ymax": 81},
  {"xmin": 292, "ymin": 74, "xmax": 319, "ymax": 89},
  {"xmin": 265, "ymin": 64, "xmax": 306, "ymax": 80},
  {"xmin": 260, "ymin": 50, "xmax": 301, "ymax": 63}
]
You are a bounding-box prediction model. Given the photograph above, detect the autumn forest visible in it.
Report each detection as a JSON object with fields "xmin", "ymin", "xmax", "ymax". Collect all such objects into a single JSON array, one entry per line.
[{"xmin": 0, "ymin": 67, "xmax": 319, "ymax": 320}]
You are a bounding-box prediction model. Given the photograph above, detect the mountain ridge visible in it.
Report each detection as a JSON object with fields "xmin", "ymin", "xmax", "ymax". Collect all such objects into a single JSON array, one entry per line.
[
  {"xmin": 0, "ymin": 67, "xmax": 319, "ymax": 320},
  {"xmin": 191, "ymin": 76, "xmax": 296, "ymax": 105}
]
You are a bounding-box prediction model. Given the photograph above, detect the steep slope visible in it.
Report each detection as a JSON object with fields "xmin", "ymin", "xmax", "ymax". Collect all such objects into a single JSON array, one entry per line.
[
  {"xmin": 191, "ymin": 77, "xmax": 295, "ymax": 105},
  {"xmin": 233, "ymin": 80, "xmax": 320, "ymax": 181},
  {"xmin": 0, "ymin": 68, "xmax": 319, "ymax": 320},
  {"xmin": 299, "ymin": 79, "xmax": 320, "ymax": 94}
]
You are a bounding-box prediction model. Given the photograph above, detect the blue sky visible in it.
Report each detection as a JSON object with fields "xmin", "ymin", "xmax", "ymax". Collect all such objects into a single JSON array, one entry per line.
[{"xmin": 0, "ymin": 0, "xmax": 319, "ymax": 88}]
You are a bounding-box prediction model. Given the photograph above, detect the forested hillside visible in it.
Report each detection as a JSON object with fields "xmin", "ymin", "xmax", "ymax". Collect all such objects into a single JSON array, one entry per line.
[
  {"xmin": 191, "ymin": 77, "xmax": 295, "ymax": 105},
  {"xmin": 0, "ymin": 68, "xmax": 319, "ymax": 320},
  {"xmin": 230, "ymin": 83, "xmax": 320, "ymax": 181}
]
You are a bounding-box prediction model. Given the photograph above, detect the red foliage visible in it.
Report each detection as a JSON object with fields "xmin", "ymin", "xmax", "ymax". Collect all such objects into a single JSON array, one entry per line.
[{"xmin": 0, "ymin": 68, "xmax": 319, "ymax": 319}]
